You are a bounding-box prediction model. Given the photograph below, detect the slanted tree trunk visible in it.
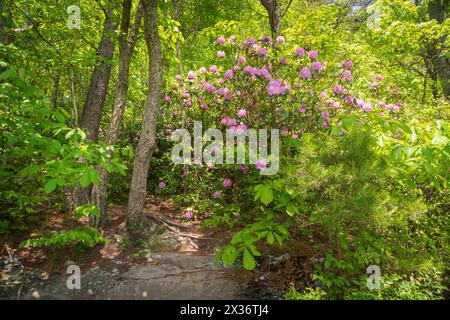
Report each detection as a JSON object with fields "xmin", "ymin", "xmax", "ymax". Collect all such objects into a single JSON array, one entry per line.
[
  {"xmin": 258, "ymin": 0, "xmax": 293, "ymax": 40},
  {"xmin": 428, "ymin": 0, "xmax": 450, "ymax": 99},
  {"xmin": 259, "ymin": 0, "xmax": 281, "ymax": 38},
  {"xmin": 91, "ymin": 0, "xmax": 143, "ymax": 226},
  {"xmin": 72, "ymin": 3, "xmax": 117, "ymax": 209},
  {"xmin": 127, "ymin": 0, "xmax": 163, "ymax": 230},
  {"xmin": 80, "ymin": 5, "xmax": 117, "ymax": 142}
]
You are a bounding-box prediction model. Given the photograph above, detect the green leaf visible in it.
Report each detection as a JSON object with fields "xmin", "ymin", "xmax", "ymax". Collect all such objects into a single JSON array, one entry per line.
[
  {"xmin": 286, "ymin": 204, "xmax": 298, "ymax": 216},
  {"xmin": 79, "ymin": 173, "xmax": 91, "ymax": 187},
  {"xmin": 0, "ymin": 68, "xmax": 13, "ymax": 80},
  {"xmin": 44, "ymin": 179, "xmax": 58, "ymax": 193},
  {"xmin": 89, "ymin": 169, "xmax": 100, "ymax": 185},
  {"xmin": 266, "ymin": 232, "xmax": 275, "ymax": 244},
  {"xmin": 65, "ymin": 129, "xmax": 76, "ymax": 140},
  {"xmin": 243, "ymin": 248, "xmax": 256, "ymax": 270},
  {"xmin": 260, "ymin": 186, "xmax": 273, "ymax": 206}
]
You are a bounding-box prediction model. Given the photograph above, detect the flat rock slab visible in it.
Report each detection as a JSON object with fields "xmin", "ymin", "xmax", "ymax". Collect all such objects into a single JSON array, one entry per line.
[{"xmin": 17, "ymin": 253, "xmax": 253, "ymax": 300}]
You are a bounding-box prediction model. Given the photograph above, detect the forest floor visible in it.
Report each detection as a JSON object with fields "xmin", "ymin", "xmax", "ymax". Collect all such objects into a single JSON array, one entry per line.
[{"xmin": 0, "ymin": 196, "xmax": 315, "ymax": 300}]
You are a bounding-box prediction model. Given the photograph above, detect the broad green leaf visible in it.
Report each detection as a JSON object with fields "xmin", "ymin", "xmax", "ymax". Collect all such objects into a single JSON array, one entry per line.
[
  {"xmin": 79, "ymin": 173, "xmax": 91, "ymax": 187},
  {"xmin": 44, "ymin": 179, "xmax": 58, "ymax": 193},
  {"xmin": 243, "ymin": 248, "xmax": 256, "ymax": 270}
]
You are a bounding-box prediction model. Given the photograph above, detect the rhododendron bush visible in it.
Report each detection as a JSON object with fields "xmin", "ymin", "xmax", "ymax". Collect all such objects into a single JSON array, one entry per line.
[{"xmin": 150, "ymin": 35, "xmax": 449, "ymax": 297}]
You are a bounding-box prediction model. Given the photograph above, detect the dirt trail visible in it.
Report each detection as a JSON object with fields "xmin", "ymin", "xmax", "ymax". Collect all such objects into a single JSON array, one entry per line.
[{"xmin": 1, "ymin": 197, "xmax": 271, "ymax": 300}]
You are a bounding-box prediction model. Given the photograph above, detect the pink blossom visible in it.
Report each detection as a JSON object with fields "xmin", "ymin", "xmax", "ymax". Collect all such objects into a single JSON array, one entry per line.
[
  {"xmin": 333, "ymin": 85, "xmax": 345, "ymax": 95},
  {"xmin": 185, "ymin": 100, "xmax": 192, "ymax": 107},
  {"xmin": 175, "ymin": 75, "xmax": 182, "ymax": 81},
  {"xmin": 229, "ymin": 35, "xmax": 236, "ymax": 43},
  {"xmin": 187, "ymin": 71, "xmax": 196, "ymax": 80},
  {"xmin": 311, "ymin": 61, "xmax": 322, "ymax": 71},
  {"xmin": 342, "ymin": 70, "xmax": 352, "ymax": 81},
  {"xmin": 260, "ymin": 35, "xmax": 272, "ymax": 44},
  {"xmin": 218, "ymin": 87, "xmax": 233, "ymax": 100},
  {"xmin": 362, "ymin": 103, "xmax": 373, "ymax": 112},
  {"xmin": 217, "ymin": 51, "xmax": 225, "ymax": 58},
  {"xmin": 345, "ymin": 95, "xmax": 355, "ymax": 105},
  {"xmin": 371, "ymin": 82, "xmax": 380, "ymax": 89},
  {"xmin": 244, "ymin": 66, "xmax": 258, "ymax": 77},
  {"xmin": 255, "ymin": 159, "xmax": 267, "ymax": 169},
  {"xmin": 300, "ymin": 67, "xmax": 312, "ymax": 79},
  {"xmin": 276, "ymin": 35, "xmax": 285, "ymax": 44},
  {"xmin": 356, "ymin": 98, "xmax": 365, "ymax": 107},
  {"xmin": 211, "ymin": 146, "xmax": 219, "ymax": 155},
  {"xmin": 216, "ymin": 36, "xmax": 226, "ymax": 45},
  {"xmin": 237, "ymin": 109, "xmax": 247, "ymax": 117},
  {"xmin": 199, "ymin": 67, "xmax": 207, "ymax": 74},
  {"xmin": 267, "ymin": 79, "xmax": 291, "ymax": 96},
  {"xmin": 342, "ymin": 60, "xmax": 353, "ymax": 69},
  {"xmin": 319, "ymin": 92, "xmax": 328, "ymax": 98},
  {"xmin": 257, "ymin": 47, "xmax": 268, "ymax": 56},
  {"xmin": 212, "ymin": 191, "xmax": 222, "ymax": 198},
  {"xmin": 223, "ymin": 178, "xmax": 233, "ymax": 188},
  {"xmin": 163, "ymin": 95, "xmax": 171, "ymax": 103},
  {"xmin": 206, "ymin": 162, "xmax": 214, "ymax": 169},
  {"xmin": 259, "ymin": 68, "xmax": 272, "ymax": 80},
  {"xmin": 295, "ymin": 47, "xmax": 306, "ymax": 56},
  {"xmin": 244, "ymin": 37, "xmax": 255, "ymax": 46},
  {"xmin": 182, "ymin": 92, "xmax": 190, "ymax": 99},
  {"xmin": 203, "ymin": 82, "xmax": 217, "ymax": 92},
  {"xmin": 238, "ymin": 56, "xmax": 246, "ymax": 64},
  {"xmin": 308, "ymin": 50, "xmax": 318, "ymax": 60},
  {"xmin": 209, "ymin": 65, "xmax": 218, "ymax": 74},
  {"xmin": 375, "ymin": 74, "xmax": 383, "ymax": 81},
  {"xmin": 185, "ymin": 211, "xmax": 193, "ymax": 219},
  {"xmin": 279, "ymin": 57, "xmax": 288, "ymax": 65},
  {"xmin": 224, "ymin": 69, "xmax": 234, "ymax": 80},
  {"xmin": 158, "ymin": 181, "xmax": 166, "ymax": 189},
  {"xmin": 321, "ymin": 111, "xmax": 330, "ymax": 119}
]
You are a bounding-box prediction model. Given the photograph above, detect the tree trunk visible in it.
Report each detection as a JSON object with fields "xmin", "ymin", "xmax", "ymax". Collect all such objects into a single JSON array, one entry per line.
[
  {"xmin": 172, "ymin": 0, "xmax": 183, "ymax": 74},
  {"xmin": 79, "ymin": 5, "xmax": 117, "ymax": 142},
  {"xmin": 127, "ymin": 0, "xmax": 163, "ymax": 230},
  {"xmin": 428, "ymin": 0, "xmax": 450, "ymax": 99},
  {"xmin": 91, "ymin": 0, "xmax": 143, "ymax": 226},
  {"xmin": 72, "ymin": 3, "xmax": 117, "ymax": 210},
  {"xmin": 259, "ymin": 0, "xmax": 281, "ymax": 38},
  {"xmin": 51, "ymin": 74, "xmax": 60, "ymax": 109}
]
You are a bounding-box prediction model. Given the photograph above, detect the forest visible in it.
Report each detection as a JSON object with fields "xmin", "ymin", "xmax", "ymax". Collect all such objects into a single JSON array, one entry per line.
[{"xmin": 0, "ymin": 0, "xmax": 449, "ymax": 302}]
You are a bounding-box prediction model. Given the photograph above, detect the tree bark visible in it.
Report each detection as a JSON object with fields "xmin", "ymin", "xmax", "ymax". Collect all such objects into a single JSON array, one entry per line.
[
  {"xmin": 259, "ymin": 0, "xmax": 281, "ymax": 38},
  {"xmin": 172, "ymin": 0, "xmax": 183, "ymax": 74},
  {"xmin": 79, "ymin": 5, "xmax": 117, "ymax": 142},
  {"xmin": 127, "ymin": 0, "xmax": 163, "ymax": 230},
  {"xmin": 91, "ymin": 0, "xmax": 143, "ymax": 226},
  {"xmin": 428, "ymin": 0, "xmax": 450, "ymax": 99},
  {"xmin": 72, "ymin": 3, "xmax": 117, "ymax": 210},
  {"xmin": 51, "ymin": 74, "xmax": 60, "ymax": 109}
]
